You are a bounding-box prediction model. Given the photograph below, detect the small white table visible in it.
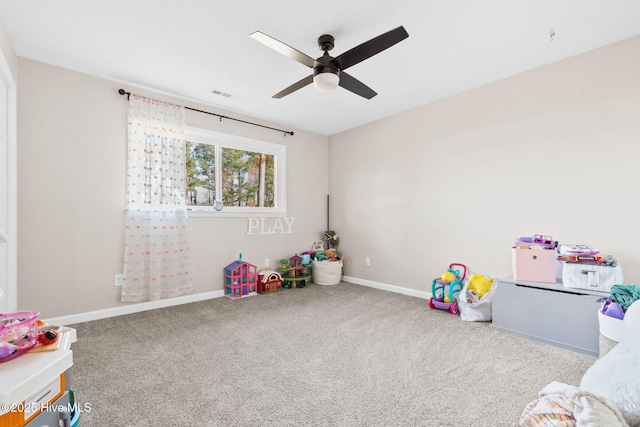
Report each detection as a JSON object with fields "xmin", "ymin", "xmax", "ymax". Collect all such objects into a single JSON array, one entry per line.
[{"xmin": 0, "ymin": 327, "xmax": 76, "ymax": 426}]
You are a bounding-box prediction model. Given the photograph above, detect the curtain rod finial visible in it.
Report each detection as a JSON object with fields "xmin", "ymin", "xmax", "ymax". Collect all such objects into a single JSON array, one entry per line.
[{"xmin": 118, "ymin": 89, "xmax": 130, "ymax": 99}]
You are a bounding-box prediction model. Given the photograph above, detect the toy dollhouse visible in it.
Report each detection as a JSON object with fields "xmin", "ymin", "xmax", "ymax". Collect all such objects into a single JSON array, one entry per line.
[
  {"xmin": 257, "ymin": 269, "xmax": 283, "ymax": 294},
  {"xmin": 279, "ymin": 254, "xmax": 312, "ymax": 288},
  {"xmin": 223, "ymin": 254, "xmax": 258, "ymax": 299}
]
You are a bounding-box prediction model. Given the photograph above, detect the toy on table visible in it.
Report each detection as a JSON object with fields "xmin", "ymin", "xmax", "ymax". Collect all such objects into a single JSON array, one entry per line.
[
  {"xmin": 37, "ymin": 329, "xmax": 59, "ymax": 345},
  {"xmin": 1, "ymin": 311, "xmax": 39, "ymax": 363},
  {"xmin": 429, "ymin": 263, "xmax": 467, "ymax": 314},
  {"xmin": 223, "ymin": 253, "xmax": 258, "ymax": 299},
  {"xmin": 279, "ymin": 254, "xmax": 312, "ymax": 289}
]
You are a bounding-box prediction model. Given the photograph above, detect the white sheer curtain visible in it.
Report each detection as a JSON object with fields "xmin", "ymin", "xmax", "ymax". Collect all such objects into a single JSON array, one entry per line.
[{"xmin": 121, "ymin": 95, "xmax": 193, "ymax": 302}]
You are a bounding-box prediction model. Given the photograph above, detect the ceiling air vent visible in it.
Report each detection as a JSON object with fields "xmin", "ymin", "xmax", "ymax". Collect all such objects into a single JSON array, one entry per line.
[{"xmin": 211, "ymin": 88, "xmax": 242, "ymax": 101}]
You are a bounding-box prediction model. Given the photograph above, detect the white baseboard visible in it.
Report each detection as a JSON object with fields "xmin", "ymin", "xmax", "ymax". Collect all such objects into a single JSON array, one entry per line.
[
  {"xmin": 45, "ymin": 278, "xmax": 429, "ymax": 326},
  {"xmin": 44, "ymin": 290, "xmax": 225, "ymax": 326},
  {"xmin": 342, "ymin": 276, "xmax": 431, "ymax": 300}
]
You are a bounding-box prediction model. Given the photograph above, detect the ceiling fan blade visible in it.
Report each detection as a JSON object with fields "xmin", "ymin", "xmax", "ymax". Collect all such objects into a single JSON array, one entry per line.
[
  {"xmin": 332, "ymin": 26, "xmax": 409, "ymax": 71},
  {"xmin": 338, "ymin": 72, "xmax": 377, "ymax": 99},
  {"xmin": 272, "ymin": 74, "xmax": 314, "ymax": 98},
  {"xmin": 250, "ymin": 31, "xmax": 315, "ymax": 68}
]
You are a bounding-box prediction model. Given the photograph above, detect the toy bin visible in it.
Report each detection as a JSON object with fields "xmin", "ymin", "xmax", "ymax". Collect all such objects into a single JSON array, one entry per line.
[
  {"xmin": 563, "ymin": 263, "xmax": 624, "ymax": 292},
  {"xmin": 511, "ymin": 247, "xmax": 557, "ymax": 283},
  {"xmin": 598, "ymin": 309, "xmax": 623, "ymax": 357},
  {"xmin": 312, "ymin": 260, "xmax": 343, "ymax": 285},
  {"xmin": 598, "ymin": 309, "xmax": 623, "ymax": 343}
]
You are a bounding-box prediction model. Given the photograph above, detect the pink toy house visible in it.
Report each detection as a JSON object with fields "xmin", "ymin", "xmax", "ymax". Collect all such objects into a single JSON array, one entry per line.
[{"xmin": 224, "ymin": 254, "xmax": 258, "ymax": 299}]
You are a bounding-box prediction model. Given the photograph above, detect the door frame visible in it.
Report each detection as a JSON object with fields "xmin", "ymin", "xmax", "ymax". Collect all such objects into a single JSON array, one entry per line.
[{"xmin": 0, "ymin": 48, "xmax": 17, "ymax": 313}]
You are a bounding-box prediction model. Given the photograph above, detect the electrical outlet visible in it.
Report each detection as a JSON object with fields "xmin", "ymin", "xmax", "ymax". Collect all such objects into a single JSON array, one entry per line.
[
  {"xmin": 264, "ymin": 258, "xmax": 270, "ymax": 267},
  {"xmin": 115, "ymin": 274, "xmax": 123, "ymax": 286},
  {"xmin": 365, "ymin": 257, "xmax": 371, "ymax": 266}
]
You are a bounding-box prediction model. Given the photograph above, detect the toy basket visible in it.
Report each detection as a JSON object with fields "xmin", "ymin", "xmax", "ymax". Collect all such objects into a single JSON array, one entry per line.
[
  {"xmin": 0, "ymin": 311, "xmax": 39, "ymax": 363},
  {"xmin": 562, "ymin": 263, "xmax": 623, "ymax": 292},
  {"xmin": 312, "ymin": 259, "xmax": 343, "ymax": 285}
]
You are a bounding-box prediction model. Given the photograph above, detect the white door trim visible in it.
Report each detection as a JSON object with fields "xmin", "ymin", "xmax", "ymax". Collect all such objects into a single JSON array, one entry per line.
[{"xmin": 0, "ymin": 49, "xmax": 17, "ymax": 313}]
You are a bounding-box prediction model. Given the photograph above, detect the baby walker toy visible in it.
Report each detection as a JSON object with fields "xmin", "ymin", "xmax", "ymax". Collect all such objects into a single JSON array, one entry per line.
[{"xmin": 429, "ymin": 263, "xmax": 467, "ymax": 314}]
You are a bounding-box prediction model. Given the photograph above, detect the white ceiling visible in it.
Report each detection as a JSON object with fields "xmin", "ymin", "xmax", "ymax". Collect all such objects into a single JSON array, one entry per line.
[{"xmin": 1, "ymin": 1, "xmax": 640, "ymax": 136}]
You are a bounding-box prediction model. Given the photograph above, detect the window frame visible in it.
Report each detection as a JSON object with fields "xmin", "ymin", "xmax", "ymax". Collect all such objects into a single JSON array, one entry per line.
[{"xmin": 185, "ymin": 127, "xmax": 287, "ymax": 218}]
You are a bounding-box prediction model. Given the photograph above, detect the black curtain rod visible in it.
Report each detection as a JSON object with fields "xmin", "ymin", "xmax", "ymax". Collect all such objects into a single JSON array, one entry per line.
[{"xmin": 118, "ymin": 89, "xmax": 294, "ymax": 136}]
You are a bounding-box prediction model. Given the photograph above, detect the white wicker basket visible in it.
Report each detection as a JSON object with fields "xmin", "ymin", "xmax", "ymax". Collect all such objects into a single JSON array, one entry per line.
[
  {"xmin": 562, "ymin": 263, "xmax": 623, "ymax": 292},
  {"xmin": 312, "ymin": 260, "xmax": 343, "ymax": 285}
]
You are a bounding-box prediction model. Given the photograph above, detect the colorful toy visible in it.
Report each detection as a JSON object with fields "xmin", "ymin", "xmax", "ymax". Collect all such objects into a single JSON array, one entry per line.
[
  {"xmin": 429, "ymin": 263, "xmax": 467, "ymax": 314},
  {"xmin": 223, "ymin": 253, "xmax": 258, "ymax": 299},
  {"xmin": 324, "ymin": 230, "xmax": 339, "ymax": 248},
  {"xmin": 37, "ymin": 329, "xmax": 60, "ymax": 345},
  {"xmin": 314, "ymin": 251, "xmax": 327, "ymax": 261},
  {"xmin": 279, "ymin": 254, "xmax": 312, "ymax": 288},
  {"xmin": 467, "ymin": 274, "xmax": 494, "ymax": 299},
  {"xmin": 312, "ymin": 240, "xmax": 325, "ymax": 252},
  {"xmin": 516, "ymin": 234, "xmax": 558, "ymax": 250},
  {"xmin": 257, "ymin": 269, "xmax": 283, "ymax": 293},
  {"xmin": 1, "ymin": 311, "xmax": 39, "ymax": 363}
]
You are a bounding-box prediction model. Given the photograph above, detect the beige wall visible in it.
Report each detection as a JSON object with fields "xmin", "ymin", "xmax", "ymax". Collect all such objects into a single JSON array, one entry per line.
[
  {"xmin": 17, "ymin": 58, "xmax": 329, "ymax": 318},
  {"xmin": 329, "ymin": 35, "xmax": 640, "ymax": 291}
]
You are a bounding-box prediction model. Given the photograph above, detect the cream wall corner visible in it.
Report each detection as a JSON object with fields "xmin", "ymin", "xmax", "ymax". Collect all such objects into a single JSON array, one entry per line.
[{"xmin": 329, "ymin": 35, "xmax": 640, "ymax": 292}]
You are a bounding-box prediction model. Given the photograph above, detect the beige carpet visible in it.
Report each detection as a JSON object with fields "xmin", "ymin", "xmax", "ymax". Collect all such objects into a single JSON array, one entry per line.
[{"xmin": 69, "ymin": 282, "xmax": 595, "ymax": 426}]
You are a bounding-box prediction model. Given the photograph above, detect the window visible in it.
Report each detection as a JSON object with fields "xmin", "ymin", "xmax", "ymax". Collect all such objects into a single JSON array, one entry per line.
[{"xmin": 185, "ymin": 127, "xmax": 286, "ymax": 217}]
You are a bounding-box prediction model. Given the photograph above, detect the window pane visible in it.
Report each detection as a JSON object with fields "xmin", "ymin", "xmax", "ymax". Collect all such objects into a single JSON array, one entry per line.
[
  {"xmin": 221, "ymin": 147, "xmax": 275, "ymax": 208},
  {"xmin": 186, "ymin": 141, "xmax": 216, "ymax": 206},
  {"xmin": 184, "ymin": 127, "xmax": 285, "ymax": 216}
]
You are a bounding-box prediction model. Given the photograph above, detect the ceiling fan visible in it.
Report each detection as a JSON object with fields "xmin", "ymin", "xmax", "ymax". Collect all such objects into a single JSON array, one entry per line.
[{"xmin": 250, "ymin": 26, "xmax": 409, "ymax": 99}]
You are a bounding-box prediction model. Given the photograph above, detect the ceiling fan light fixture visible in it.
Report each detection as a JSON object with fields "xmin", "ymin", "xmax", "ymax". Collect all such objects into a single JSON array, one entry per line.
[
  {"xmin": 252, "ymin": 26, "xmax": 408, "ymax": 98},
  {"xmin": 313, "ymin": 72, "xmax": 339, "ymax": 92}
]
